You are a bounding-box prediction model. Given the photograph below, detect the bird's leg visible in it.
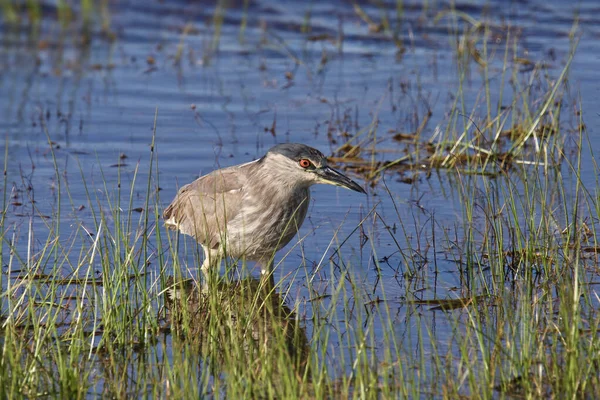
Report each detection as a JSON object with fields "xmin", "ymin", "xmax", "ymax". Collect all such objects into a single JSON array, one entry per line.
[
  {"xmin": 258, "ymin": 256, "xmax": 275, "ymax": 290},
  {"xmin": 200, "ymin": 257, "xmax": 211, "ymax": 290},
  {"xmin": 200, "ymin": 247, "xmax": 220, "ymax": 289}
]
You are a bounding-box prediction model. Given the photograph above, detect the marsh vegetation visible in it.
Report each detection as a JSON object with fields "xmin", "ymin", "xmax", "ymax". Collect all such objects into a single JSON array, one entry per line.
[{"xmin": 1, "ymin": 0, "xmax": 599, "ymax": 398}]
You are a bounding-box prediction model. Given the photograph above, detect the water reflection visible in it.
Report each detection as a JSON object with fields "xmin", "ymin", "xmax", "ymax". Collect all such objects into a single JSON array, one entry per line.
[{"xmin": 164, "ymin": 276, "xmax": 310, "ymax": 394}]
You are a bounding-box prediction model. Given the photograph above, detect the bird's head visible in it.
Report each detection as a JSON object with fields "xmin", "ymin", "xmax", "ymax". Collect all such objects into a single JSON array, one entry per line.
[{"xmin": 264, "ymin": 143, "xmax": 366, "ymax": 194}]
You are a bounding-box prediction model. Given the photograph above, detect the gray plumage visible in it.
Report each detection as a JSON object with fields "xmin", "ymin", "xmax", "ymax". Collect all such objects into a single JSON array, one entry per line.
[{"xmin": 163, "ymin": 143, "xmax": 365, "ymax": 282}]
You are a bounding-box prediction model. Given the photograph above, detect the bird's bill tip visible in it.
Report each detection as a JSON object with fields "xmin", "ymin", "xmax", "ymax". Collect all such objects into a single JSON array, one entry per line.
[{"xmin": 317, "ymin": 166, "xmax": 366, "ymax": 194}]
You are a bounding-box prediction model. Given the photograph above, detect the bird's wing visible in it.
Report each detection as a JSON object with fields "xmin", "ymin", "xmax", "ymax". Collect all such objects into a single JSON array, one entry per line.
[{"xmin": 163, "ymin": 167, "xmax": 245, "ymax": 249}]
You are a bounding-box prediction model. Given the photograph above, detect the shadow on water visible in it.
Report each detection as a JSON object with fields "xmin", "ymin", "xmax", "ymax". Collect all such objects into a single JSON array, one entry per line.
[{"xmin": 164, "ymin": 276, "xmax": 311, "ymax": 397}]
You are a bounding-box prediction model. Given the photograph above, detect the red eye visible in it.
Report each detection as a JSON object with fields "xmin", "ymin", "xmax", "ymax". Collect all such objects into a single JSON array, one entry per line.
[{"xmin": 299, "ymin": 159, "xmax": 311, "ymax": 168}]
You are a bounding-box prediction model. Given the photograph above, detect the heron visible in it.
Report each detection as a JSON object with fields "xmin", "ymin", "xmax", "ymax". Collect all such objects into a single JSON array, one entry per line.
[{"xmin": 163, "ymin": 143, "xmax": 366, "ymax": 284}]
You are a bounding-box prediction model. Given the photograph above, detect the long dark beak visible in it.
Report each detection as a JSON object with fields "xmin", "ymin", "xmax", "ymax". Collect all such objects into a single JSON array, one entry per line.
[{"xmin": 315, "ymin": 166, "xmax": 366, "ymax": 194}]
